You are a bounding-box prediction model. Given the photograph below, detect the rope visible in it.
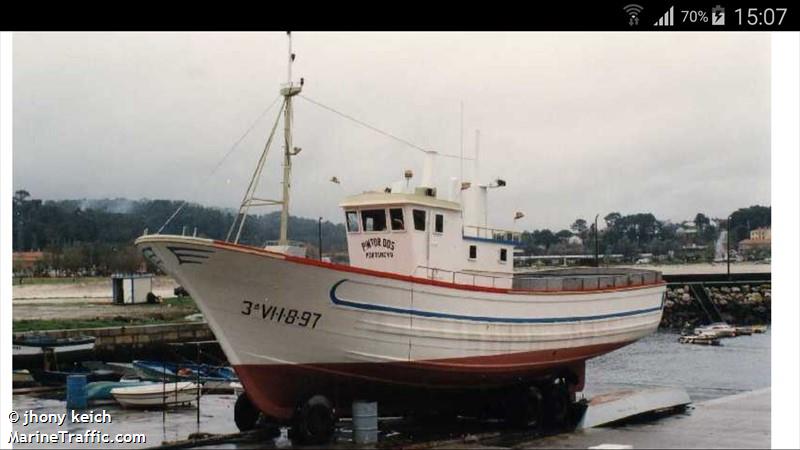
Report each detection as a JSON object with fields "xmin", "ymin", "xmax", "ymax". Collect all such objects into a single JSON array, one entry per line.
[
  {"xmin": 299, "ymin": 94, "xmax": 471, "ymax": 160},
  {"xmin": 155, "ymin": 96, "xmax": 282, "ymax": 235}
]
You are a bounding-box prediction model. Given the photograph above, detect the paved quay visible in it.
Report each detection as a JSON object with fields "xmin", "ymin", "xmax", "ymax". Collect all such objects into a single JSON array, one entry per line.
[{"xmin": 512, "ymin": 387, "xmax": 770, "ymax": 449}]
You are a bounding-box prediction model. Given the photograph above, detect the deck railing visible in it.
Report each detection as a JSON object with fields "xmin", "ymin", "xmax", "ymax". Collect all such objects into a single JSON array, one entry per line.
[
  {"xmin": 463, "ymin": 225, "xmax": 522, "ymax": 243},
  {"xmin": 414, "ymin": 265, "xmax": 663, "ymax": 291},
  {"xmin": 414, "ymin": 265, "xmax": 512, "ymax": 288}
]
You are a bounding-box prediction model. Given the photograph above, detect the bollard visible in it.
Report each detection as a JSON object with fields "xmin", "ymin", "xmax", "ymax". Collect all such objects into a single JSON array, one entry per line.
[
  {"xmin": 66, "ymin": 374, "xmax": 88, "ymax": 409},
  {"xmin": 352, "ymin": 400, "xmax": 378, "ymax": 445}
]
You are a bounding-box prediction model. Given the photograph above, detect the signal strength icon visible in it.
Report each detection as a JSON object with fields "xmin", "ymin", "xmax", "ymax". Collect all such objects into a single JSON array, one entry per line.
[{"xmin": 654, "ymin": 6, "xmax": 674, "ymax": 26}]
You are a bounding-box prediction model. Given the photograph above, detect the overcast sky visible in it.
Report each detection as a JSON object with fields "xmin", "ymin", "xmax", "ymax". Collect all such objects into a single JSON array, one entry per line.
[{"xmin": 13, "ymin": 32, "xmax": 770, "ymax": 231}]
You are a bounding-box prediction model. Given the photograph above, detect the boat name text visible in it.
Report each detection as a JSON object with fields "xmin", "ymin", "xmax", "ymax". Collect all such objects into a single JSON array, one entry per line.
[
  {"xmin": 241, "ymin": 301, "xmax": 322, "ymax": 329},
  {"xmin": 360, "ymin": 238, "xmax": 396, "ymax": 259}
]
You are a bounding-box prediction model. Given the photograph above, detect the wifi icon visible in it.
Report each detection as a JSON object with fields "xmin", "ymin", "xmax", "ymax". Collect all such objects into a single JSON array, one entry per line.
[{"xmin": 624, "ymin": 4, "xmax": 644, "ymax": 26}]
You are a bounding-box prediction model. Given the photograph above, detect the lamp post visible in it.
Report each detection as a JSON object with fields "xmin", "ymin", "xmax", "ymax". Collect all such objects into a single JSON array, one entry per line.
[
  {"xmin": 593, "ymin": 214, "xmax": 600, "ymax": 267},
  {"xmin": 727, "ymin": 214, "xmax": 732, "ymax": 280}
]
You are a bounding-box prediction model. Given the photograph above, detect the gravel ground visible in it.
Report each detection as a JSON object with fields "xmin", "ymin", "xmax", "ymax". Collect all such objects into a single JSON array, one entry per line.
[
  {"xmin": 13, "ymin": 276, "xmax": 178, "ymax": 300},
  {"xmin": 12, "ymin": 276, "xmax": 191, "ymax": 322}
]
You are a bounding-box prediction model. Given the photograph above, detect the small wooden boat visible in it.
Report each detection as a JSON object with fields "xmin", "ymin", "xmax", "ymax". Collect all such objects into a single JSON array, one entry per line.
[
  {"xmin": 12, "ymin": 370, "xmax": 35, "ymax": 387},
  {"xmin": 31, "ymin": 367, "xmax": 121, "ymax": 386},
  {"xmin": 693, "ymin": 322, "xmax": 737, "ymax": 338},
  {"xmin": 13, "ymin": 335, "xmax": 96, "ymax": 368},
  {"xmin": 111, "ymin": 382, "xmax": 200, "ymax": 408},
  {"xmin": 12, "ymin": 334, "xmax": 96, "ymax": 356},
  {"xmin": 751, "ymin": 325, "xmax": 768, "ymax": 334},
  {"xmin": 679, "ymin": 334, "xmax": 721, "ymax": 346},
  {"xmin": 86, "ymin": 380, "xmax": 157, "ymax": 403}
]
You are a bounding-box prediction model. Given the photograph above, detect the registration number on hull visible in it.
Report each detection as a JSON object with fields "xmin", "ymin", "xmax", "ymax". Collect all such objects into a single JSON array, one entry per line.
[{"xmin": 241, "ymin": 301, "xmax": 322, "ymax": 329}]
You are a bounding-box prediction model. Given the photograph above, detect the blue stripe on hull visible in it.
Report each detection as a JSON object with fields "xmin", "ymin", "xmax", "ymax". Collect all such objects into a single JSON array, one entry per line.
[{"xmin": 329, "ymin": 279, "xmax": 663, "ymax": 324}]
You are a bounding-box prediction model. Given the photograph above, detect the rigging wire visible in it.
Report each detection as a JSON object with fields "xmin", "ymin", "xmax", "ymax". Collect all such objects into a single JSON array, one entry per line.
[
  {"xmin": 155, "ymin": 95, "xmax": 282, "ymax": 235},
  {"xmin": 299, "ymin": 94, "xmax": 472, "ymax": 160}
]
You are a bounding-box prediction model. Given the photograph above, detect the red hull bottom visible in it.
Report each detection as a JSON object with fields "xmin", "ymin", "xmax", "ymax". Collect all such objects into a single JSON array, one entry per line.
[{"xmin": 235, "ymin": 340, "xmax": 632, "ymax": 420}]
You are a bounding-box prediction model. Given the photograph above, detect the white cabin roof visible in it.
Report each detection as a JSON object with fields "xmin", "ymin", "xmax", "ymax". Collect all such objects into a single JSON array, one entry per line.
[{"xmin": 340, "ymin": 191, "xmax": 461, "ymax": 211}]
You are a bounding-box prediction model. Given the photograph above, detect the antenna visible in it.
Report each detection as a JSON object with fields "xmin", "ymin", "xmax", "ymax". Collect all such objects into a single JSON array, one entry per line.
[
  {"xmin": 459, "ymin": 101, "xmax": 464, "ymax": 183},
  {"xmin": 287, "ymin": 31, "xmax": 293, "ymax": 84},
  {"xmin": 473, "ymin": 129, "xmax": 480, "ymax": 183}
]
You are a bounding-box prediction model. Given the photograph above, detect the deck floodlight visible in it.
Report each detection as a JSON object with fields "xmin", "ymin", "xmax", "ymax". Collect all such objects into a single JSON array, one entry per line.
[{"xmin": 404, "ymin": 169, "xmax": 413, "ymax": 180}]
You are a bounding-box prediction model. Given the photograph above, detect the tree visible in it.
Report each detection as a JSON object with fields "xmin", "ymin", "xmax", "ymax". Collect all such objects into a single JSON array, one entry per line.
[
  {"xmin": 604, "ymin": 212, "xmax": 621, "ymax": 229},
  {"xmin": 694, "ymin": 213, "xmax": 710, "ymax": 231},
  {"xmin": 555, "ymin": 229, "xmax": 574, "ymax": 241},
  {"xmin": 570, "ymin": 219, "xmax": 588, "ymax": 241},
  {"xmin": 729, "ymin": 205, "xmax": 771, "ymax": 243}
]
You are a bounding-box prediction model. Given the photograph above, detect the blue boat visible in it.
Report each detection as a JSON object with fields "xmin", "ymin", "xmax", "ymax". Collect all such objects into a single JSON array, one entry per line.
[{"xmin": 132, "ymin": 360, "xmax": 238, "ymax": 389}]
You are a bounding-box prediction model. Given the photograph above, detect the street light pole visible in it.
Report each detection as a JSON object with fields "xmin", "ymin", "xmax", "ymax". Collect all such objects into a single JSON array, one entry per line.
[
  {"xmin": 727, "ymin": 215, "xmax": 732, "ymax": 280},
  {"xmin": 594, "ymin": 214, "xmax": 600, "ymax": 268}
]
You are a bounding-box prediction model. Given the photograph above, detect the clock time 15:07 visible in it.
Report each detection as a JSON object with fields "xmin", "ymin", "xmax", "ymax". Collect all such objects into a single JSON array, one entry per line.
[{"xmin": 735, "ymin": 8, "xmax": 787, "ymax": 26}]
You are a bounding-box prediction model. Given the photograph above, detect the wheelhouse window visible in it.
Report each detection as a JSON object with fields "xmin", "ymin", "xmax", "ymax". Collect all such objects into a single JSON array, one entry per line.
[
  {"xmin": 499, "ymin": 248, "xmax": 508, "ymax": 262},
  {"xmin": 469, "ymin": 245, "xmax": 477, "ymax": 260},
  {"xmin": 389, "ymin": 208, "xmax": 405, "ymax": 231},
  {"xmin": 434, "ymin": 214, "xmax": 444, "ymax": 233},
  {"xmin": 413, "ymin": 209, "xmax": 426, "ymax": 231},
  {"xmin": 345, "ymin": 211, "xmax": 359, "ymax": 232},
  {"xmin": 361, "ymin": 209, "xmax": 387, "ymax": 232}
]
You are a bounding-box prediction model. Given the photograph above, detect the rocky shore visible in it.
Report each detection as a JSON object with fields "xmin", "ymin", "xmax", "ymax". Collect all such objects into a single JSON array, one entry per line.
[{"xmin": 660, "ymin": 283, "xmax": 771, "ymax": 330}]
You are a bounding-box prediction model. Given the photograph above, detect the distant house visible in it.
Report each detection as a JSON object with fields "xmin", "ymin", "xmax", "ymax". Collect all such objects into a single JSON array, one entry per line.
[
  {"xmin": 675, "ymin": 221, "xmax": 698, "ymax": 237},
  {"xmin": 749, "ymin": 227, "xmax": 771, "ymax": 241},
  {"xmin": 567, "ymin": 235, "xmax": 583, "ymax": 246},
  {"xmin": 739, "ymin": 227, "xmax": 771, "ymax": 253},
  {"xmin": 12, "ymin": 251, "xmax": 44, "ymax": 272}
]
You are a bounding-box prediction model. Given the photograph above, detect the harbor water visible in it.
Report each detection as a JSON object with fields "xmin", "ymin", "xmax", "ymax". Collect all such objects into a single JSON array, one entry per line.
[{"xmin": 11, "ymin": 330, "xmax": 770, "ymax": 448}]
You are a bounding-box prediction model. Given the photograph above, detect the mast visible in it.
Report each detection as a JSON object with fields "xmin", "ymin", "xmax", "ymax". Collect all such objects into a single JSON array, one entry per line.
[
  {"xmin": 279, "ymin": 31, "xmax": 302, "ymax": 245},
  {"xmin": 227, "ymin": 32, "xmax": 302, "ymax": 247}
]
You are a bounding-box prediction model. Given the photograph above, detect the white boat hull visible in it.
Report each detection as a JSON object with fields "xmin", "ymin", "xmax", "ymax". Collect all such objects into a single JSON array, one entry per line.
[
  {"xmin": 111, "ymin": 382, "xmax": 199, "ymax": 408},
  {"xmin": 136, "ymin": 235, "xmax": 665, "ymax": 420},
  {"xmin": 12, "ymin": 341, "xmax": 95, "ymax": 357}
]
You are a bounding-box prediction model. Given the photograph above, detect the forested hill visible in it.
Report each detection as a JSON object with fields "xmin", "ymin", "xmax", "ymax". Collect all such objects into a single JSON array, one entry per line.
[
  {"xmin": 12, "ymin": 192, "xmax": 347, "ymax": 253},
  {"xmin": 12, "ymin": 190, "xmax": 770, "ymax": 266}
]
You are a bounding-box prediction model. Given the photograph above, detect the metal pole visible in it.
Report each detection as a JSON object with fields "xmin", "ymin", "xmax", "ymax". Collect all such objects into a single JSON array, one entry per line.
[
  {"xmin": 318, "ymin": 217, "xmax": 323, "ymax": 261},
  {"xmin": 727, "ymin": 215, "xmax": 732, "ymax": 281},
  {"xmin": 594, "ymin": 214, "xmax": 599, "ymax": 268},
  {"xmin": 196, "ymin": 344, "xmax": 200, "ymax": 427},
  {"xmin": 279, "ymin": 95, "xmax": 292, "ymax": 245}
]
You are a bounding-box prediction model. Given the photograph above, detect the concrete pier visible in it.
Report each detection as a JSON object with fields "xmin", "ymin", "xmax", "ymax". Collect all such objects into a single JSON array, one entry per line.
[{"xmin": 517, "ymin": 388, "xmax": 770, "ymax": 449}]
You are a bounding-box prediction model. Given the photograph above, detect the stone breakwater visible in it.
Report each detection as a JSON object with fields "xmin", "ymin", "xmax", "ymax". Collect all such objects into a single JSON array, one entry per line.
[{"xmin": 660, "ymin": 284, "xmax": 771, "ymax": 330}]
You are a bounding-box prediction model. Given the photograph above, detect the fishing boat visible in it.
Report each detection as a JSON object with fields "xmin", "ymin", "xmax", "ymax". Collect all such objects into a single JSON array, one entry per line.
[
  {"xmin": 135, "ymin": 34, "xmax": 666, "ymax": 443},
  {"xmin": 111, "ymin": 381, "xmax": 200, "ymax": 408}
]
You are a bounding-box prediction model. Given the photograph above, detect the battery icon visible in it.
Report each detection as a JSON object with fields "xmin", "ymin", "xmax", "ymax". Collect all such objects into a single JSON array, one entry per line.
[{"xmin": 712, "ymin": 5, "xmax": 725, "ymax": 25}]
